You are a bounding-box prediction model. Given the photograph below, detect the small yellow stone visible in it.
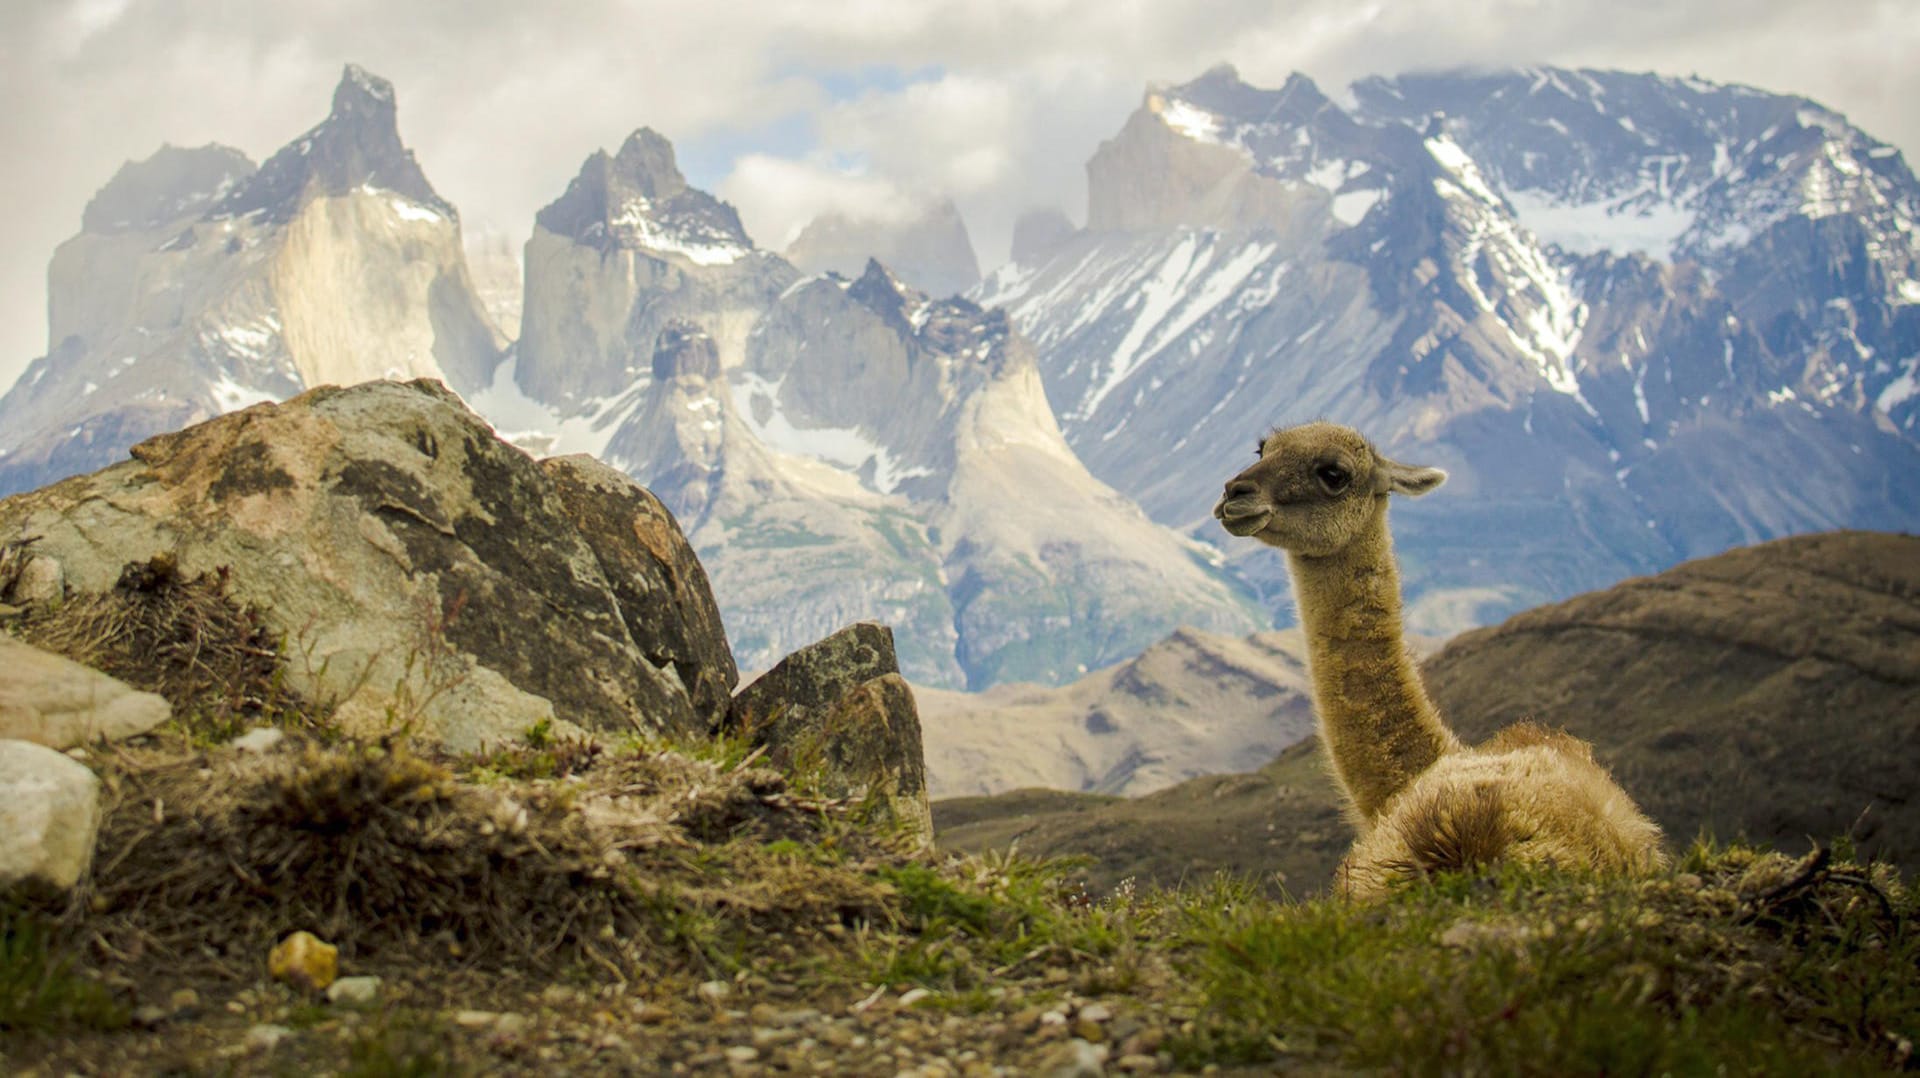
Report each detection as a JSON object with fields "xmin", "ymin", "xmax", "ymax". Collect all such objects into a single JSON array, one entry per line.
[{"xmin": 267, "ymin": 930, "xmax": 338, "ymax": 991}]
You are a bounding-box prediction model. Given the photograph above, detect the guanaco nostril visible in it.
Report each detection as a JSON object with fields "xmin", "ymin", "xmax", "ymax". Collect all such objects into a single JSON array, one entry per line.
[{"xmin": 1224, "ymin": 479, "xmax": 1258, "ymax": 499}]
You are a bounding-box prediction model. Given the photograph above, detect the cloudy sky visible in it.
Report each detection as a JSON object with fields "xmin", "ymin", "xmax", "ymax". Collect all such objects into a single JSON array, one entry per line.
[{"xmin": 3, "ymin": 0, "xmax": 1916, "ymax": 393}]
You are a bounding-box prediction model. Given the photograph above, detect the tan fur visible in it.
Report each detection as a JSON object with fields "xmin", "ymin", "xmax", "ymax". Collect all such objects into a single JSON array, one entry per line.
[{"xmin": 1214, "ymin": 422, "xmax": 1667, "ymax": 899}]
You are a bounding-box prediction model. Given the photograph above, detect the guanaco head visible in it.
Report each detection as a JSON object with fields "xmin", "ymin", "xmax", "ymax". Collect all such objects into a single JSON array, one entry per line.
[{"xmin": 1213, "ymin": 421, "xmax": 1446, "ymax": 557}]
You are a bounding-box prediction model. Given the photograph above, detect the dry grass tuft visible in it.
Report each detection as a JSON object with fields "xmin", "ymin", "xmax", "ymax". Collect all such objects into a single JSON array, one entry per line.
[
  {"xmin": 76, "ymin": 737, "xmax": 901, "ymax": 994},
  {"xmin": 8, "ymin": 554, "xmax": 306, "ymax": 740}
]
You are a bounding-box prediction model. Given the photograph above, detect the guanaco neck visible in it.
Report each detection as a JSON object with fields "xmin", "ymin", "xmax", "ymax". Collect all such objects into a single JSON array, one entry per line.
[{"xmin": 1287, "ymin": 507, "xmax": 1459, "ymax": 823}]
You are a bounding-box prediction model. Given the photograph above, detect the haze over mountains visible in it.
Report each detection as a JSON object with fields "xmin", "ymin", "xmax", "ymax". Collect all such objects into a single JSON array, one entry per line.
[{"xmin": 3, "ymin": 62, "xmax": 1916, "ymax": 703}]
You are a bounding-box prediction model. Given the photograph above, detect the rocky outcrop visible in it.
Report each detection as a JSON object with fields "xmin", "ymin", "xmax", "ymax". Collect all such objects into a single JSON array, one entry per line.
[
  {"xmin": 0, "ymin": 739, "xmax": 103, "ymax": 892},
  {"xmin": 541, "ymin": 453, "xmax": 737, "ymax": 728},
  {"xmin": 0, "ymin": 380, "xmax": 727, "ymax": 751},
  {"xmin": 731, "ymin": 623, "xmax": 932, "ymax": 842},
  {"xmin": 0, "ymin": 633, "xmax": 171, "ymax": 748}
]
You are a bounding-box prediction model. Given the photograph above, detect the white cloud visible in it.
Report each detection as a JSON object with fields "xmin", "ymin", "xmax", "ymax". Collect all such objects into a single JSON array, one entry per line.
[{"xmin": 719, "ymin": 157, "xmax": 925, "ymax": 251}]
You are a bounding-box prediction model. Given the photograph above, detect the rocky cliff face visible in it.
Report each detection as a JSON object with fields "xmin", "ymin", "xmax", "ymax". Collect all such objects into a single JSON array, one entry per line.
[
  {"xmin": 564, "ymin": 259, "xmax": 1264, "ymax": 688},
  {"xmin": 976, "ymin": 65, "xmax": 1920, "ymax": 634},
  {"xmin": 0, "ymin": 65, "xmax": 503, "ymax": 498},
  {"xmin": 785, "ymin": 198, "xmax": 983, "ymax": 299},
  {"xmin": 512, "ymin": 129, "xmax": 796, "ymax": 406}
]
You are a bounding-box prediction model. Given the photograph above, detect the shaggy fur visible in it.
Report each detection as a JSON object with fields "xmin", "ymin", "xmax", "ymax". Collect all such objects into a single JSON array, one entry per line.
[{"xmin": 1214, "ymin": 422, "xmax": 1666, "ymax": 898}]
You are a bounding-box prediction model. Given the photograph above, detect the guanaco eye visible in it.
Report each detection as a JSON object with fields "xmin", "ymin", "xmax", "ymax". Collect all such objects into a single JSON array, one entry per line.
[{"xmin": 1315, "ymin": 462, "xmax": 1351, "ymax": 492}]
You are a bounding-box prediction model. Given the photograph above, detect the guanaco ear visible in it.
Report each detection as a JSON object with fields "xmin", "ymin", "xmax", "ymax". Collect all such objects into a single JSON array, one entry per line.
[{"xmin": 1373, "ymin": 453, "xmax": 1448, "ymax": 496}]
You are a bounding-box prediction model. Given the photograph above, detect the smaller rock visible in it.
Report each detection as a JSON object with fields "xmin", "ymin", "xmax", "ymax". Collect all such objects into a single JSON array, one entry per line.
[
  {"xmin": 246, "ymin": 1023, "xmax": 294, "ymax": 1053},
  {"xmin": 697, "ymin": 979, "xmax": 732, "ymax": 1003},
  {"xmin": 0, "ymin": 739, "xmax": 103, "ymax": 891},
  {"xmin": 454, "ymin": 1009, "xmax": 502, "ymax": 1029},
  {"xmin": 1040, "ymin": 1038, "xmax": 1109, "ymax": 1078},
  {"xmin": 168, "ymin": 987, "xmax": 202, "ymax": 1014},
  {"xmin": 493, "ymin": 1012, "xmax": 531, "ymax": 1037},
  {"xmin": 267, "ymin": 930, "xmax": 338, "ymax": 991},
  {"xmin": 897, "ymin": 987, "xmax": 932, "ymax": 1007},
  {"xmin": 229, "ymin": 727, "xmax": 286, "ymax": 754},
  {"xmin": 724, "ymin": 1045, "xmax": 760, "ymax": 1064},
  {"xmin": 0, "ymin": 635, "xmax": 171, "ymax": 749},
  {"xmin": 631, "ymin": 1001, "xmax": 672, "ymax": 1023},
  {"xmin": 132, "ymin": 1004, "xmax": 169, "ymax": 1028},
  {"xmin": 12, "ymin": 552, "xmax": 64, "ymax": 604},
  {"xmin": 1077, "ymin": 1002, "xmax": 1113, "ymax": 1023},
  {"xmin": 326, "ymin": 975, "xmax": 381, "ymax": 1006}
]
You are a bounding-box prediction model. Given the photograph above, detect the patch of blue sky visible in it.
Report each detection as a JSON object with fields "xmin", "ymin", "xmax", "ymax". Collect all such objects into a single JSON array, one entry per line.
[{"xmin": 677, "ymin": 113, "xmax": 818, "ymax": 190}]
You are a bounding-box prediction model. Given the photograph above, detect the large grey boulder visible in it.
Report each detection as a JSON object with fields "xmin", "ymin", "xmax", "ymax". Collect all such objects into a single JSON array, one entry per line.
[
  {"xmin": 540, "ymin": 454, "xmax": 737, "ymax": 729},
  {"xmin": 0, "ymin": 739, "xmax": 103, "ymax": 892},
  {"xmin": 0, "ymin": 380, "xmax": 723, "ymax": 751},
  {"xmin": 731, "ymin": 623, "xmax": 932, "ymax": 842},
  {"xmin": 0, "ymin": 633, "xmax": 171, "ymax": 748}
]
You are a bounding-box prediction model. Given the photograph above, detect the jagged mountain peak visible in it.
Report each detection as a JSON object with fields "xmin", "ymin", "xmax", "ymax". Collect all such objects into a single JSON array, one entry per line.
[
  {"xmin": 1158, "ymin": 65, "xmax": 1330, "ymax": 125},
  {"xmin": 534, "ymin": 127, "xmax": 752, "ymax": 264},
  {"xmin": 81, "ymin": 143, "xmax": 256, "ymax": 234},
  {"xmin": 334, "ymin": 62, "xmax": 398, "ymax": 123},
  {"xmin": 610, "ymin": 127, "xmax": 690, "ymax": 201},
  {"xmin": 217, "ymin": 63, "xmax": 450, "ymax": 223},
  {"xmin": 842, "ymin": 259, "xmax": 1012, "ymax": 368}
]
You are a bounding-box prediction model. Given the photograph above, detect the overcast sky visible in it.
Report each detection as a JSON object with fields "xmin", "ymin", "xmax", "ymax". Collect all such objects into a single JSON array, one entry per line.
[{"xmin": 3, "ymin": 0, "xmax": 1916, "ymax": 393}]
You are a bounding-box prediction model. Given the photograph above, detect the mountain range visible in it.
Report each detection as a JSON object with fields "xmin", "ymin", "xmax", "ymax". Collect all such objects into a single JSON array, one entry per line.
[
  {"xmin": 978, "ymin": 64, "xmax": 1920, "ymax": 631},
  {"xmin": 2, "ymin": 61, "xmax": 1916, "ymax": 700}
]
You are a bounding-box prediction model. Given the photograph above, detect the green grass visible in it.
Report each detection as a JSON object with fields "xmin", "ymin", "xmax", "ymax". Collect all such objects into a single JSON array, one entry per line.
[
  {"xmin": 0, "ymin": 903, "xmax": 129, "ymax": 1035},
  {"xmin": 1167, "ymin": 845, "xmax": 1917, "ymax": 1073}
]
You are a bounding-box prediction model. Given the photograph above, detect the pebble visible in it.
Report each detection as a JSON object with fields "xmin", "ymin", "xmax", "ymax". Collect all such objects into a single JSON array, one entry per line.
[
  {"xmin": 697, "ymin": 979, "xmax": 732, "ymax": 1003},
  {"xmin": 494, "ymin": 1012, "xmax": 531, "ymax": 1037},
  {"xmin": 326, "ymin": 976, "xmax": 382, "ymax": 1006},
  {"xmin": 168, "ymin": 987, "xmax": 201, "ymax": 1014},
  {"xmin": 1077, "ymin": 1002, "xmax": 1113, "ymax": 1023},
  {"xmin": 245, "ymin": 1023, "xmax": 293, "ymax": 1053},
  {"xmin": 230, "ymin": 727, "xmax": 286, "ymax": 753},
  {"xmin": 454, "ymin": 1009, "xmax": 502, "ymax": 1029},
  {"xmin": 723, "ymin": 1045, "xmax": 759, "ymax": 1063},
  {"xmin": 1041, "ymin": 1038, "xmax": 1109, "ymax": 1078}
]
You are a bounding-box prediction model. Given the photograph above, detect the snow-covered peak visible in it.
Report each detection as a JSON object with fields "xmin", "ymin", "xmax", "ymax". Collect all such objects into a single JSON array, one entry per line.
[
  {"xmin": 1355, "ymin": 66, "xmax": 1920, "ymax": 272},
  {"xmin": 215, "ymin": 64, "xmax": 451, "ymax": 223},
  {"xmin": 1132, "ymin": 67, "xmax": 1392, "ymax": 230},
  {"xmin": 537, "ymin": 128, "xmax": 754, "ymax": 265}
]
